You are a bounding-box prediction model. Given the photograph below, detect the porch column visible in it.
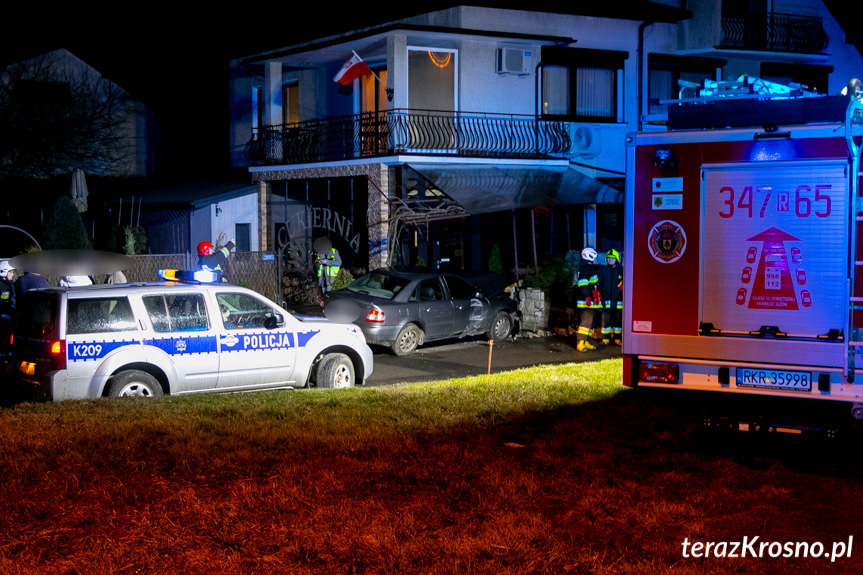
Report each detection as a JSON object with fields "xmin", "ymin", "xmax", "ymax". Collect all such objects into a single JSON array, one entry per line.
[
  {"xmin": 257, "ymin": 179, "xmax": 272, "ymax": 251},
  {"xmin": 368, "ymin": 165, "xmax": 389, "ymax": 269},
  {"xmin": 265, "ymin": 62, "xmax": 282, "ymax": 126}
]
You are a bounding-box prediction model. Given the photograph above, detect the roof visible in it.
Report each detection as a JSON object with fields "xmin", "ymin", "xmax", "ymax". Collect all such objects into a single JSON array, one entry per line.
[{"xmin": 123, "ymin": 180, "xmax": 257, "ymax": 210}]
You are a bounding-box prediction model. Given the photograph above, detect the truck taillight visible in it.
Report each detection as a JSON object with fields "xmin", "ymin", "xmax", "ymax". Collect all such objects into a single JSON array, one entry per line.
[
  {"xmin": 639, "ymin": 361, "xmax": 679, "ymax": 384},
  {"xmin": 51, "ymin": 340, "xmax": 66, "ymax": 370},
  {"xmin": 366, "ymin": 309, "xmax": 385, "ymax": 323}
]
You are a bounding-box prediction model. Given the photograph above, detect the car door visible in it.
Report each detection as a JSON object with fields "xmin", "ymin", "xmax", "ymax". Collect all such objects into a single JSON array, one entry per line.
[
  {"xmin": 410, "ymin": 277, "xmax": 453, "ymax": 341},
  {"xmin": 140, "ymin": 292, "xmax": 220, "ymax": 392},
  {"xmin": 443, "ymin": 275, "xmax": 476, "ymax": 336},
  {"xmin": 214, "ymin": 291, "xmax": 296, "ymax": 389}
]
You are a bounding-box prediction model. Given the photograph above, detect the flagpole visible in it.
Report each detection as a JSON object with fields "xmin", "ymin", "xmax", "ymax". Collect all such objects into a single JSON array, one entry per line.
[{"xmin": 352, "ymin": 50, "xmax": 381, "ymax": 83}]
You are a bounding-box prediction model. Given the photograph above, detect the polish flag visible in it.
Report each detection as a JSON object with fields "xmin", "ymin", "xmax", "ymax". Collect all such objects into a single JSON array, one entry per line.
[{"xmin": 333, "ymin": 51, "xmax": 372, "ymax": 85}]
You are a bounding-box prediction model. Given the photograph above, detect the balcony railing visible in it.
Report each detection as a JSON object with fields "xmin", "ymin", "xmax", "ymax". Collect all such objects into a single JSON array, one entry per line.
[
  {"xmin": 247, "ymin": 109, "xmax": 572, "ymax": 166},
  {"xmin": 720, "ymin": 11, "xmax": 828, "ymax": 53}
]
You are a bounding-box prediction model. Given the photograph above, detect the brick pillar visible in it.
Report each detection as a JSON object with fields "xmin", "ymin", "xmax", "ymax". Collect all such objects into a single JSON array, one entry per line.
[
  {"xmin": 257, "ymin": 180, "xmax": 271, "ymax": 251},
  {"xmin": 367, "ymin": 164, "xmax": 389, "ymax": 269}
]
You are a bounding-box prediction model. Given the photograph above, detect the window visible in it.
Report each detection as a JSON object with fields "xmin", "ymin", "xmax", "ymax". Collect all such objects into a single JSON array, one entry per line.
[
  {"xmin": 236, "ymin": 223, "xmax": 250, "ymax": 252},
  {"xmin": 67, "ymin": 298, "xmax": 136, "ymax": 334},
  {"xmin": 252, "ymin": 86, "xmax": 264, "ymax": 136},
  {"xmin": 647, "ymin": 54, "xmax": 724, "ymax": 119},
  {"xmin": 408, "ymin": 48, "xmax": 456, "ymax": 111},
  {"xmin": 444, "ymin": 276, "xmax": 477, "ymax": 300},
  {"xmin": 282, "ymin": 83, "xmax": 299, "ymax": 125},
  {"xmin": 216, "ymin": 292, "xmax": 276, "ymax": 330},
  {"xmin": 411, "ymin": 278, "xmax": 444, "ymax": 302},
  {"xmin": 760, "ymin": 62, "xmax": 831, "ymax": 94},
  {"xmin": 143, "ymin": 294, "xmax": 209, "ymax": 332},
  {"xmin": 540, "ymin": 47, "xmax": 627, "ymax": 122}
]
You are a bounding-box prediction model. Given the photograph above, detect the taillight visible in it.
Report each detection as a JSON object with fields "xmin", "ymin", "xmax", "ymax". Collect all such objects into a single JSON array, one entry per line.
[
  {"xmin": 638, "ymin": 361, "xmax": 679, "ymax": 384},
  {"xmin": 366, "ymin": 309, "xmax": 385, "ymax": 323},
  {"xmin": 51, "ymin": 339, "xmax": 66, "ymax": 370}
]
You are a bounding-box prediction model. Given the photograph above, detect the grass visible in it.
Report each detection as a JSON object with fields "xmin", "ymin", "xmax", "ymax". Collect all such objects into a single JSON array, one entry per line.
[{"xmin": 0, "ymin": 358, "xmax": 860, "ymax": 574}]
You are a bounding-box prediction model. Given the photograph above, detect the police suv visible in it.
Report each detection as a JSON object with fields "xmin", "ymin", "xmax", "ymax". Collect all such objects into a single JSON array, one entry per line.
[{"xmin": 13, "ymin": 273, "xmax": 373, "ymax": 400}]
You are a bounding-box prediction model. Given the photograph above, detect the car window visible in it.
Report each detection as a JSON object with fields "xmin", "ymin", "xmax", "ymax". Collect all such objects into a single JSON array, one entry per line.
[
  {"xmin": 215, "ymin": 292, "xmax": 275, "ymax": 329},
  {"xmin": 410, "ymin": 278, "xmax": 444, "ymax": 302},
  {"xmin": 67, "ymin": 297, "xmax": 137, "ymax": 334},
  {"xmin": 347, "ymin": 271, "xmax": 411, "ymax": 300},
  {"xmin": 444, "ymin": 276, "xmax": 476, "ymax": 300},
  {"xmin": 143, "ymin": 294, "xmax": 209, "ymax": 332},
  {"xmin": 17, "ymin": 292, "xmax": 58, "ymax": 338}
]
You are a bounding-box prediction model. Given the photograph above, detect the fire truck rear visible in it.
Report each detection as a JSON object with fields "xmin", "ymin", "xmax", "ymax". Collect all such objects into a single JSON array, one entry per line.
[{"xmin": 623, "ymin": 77, "xmax": 863, "ymax": 423}]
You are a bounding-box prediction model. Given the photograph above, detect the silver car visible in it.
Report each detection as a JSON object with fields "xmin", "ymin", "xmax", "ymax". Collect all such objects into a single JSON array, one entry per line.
[
  {"xmin": 14, "ymin": 281, "xmax": 373, "ymax": 400},
  {"xmin": 323, "ymin": 268, "xmax": 520, "ymax": 355}
]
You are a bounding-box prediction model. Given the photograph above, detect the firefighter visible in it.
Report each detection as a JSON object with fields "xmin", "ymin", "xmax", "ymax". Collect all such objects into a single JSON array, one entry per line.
[
  {"xmin": 316, "ymin": 246, "xmax": 342, "ymax": 294},
  {"xmin": 575, "ymin": 247, "xmax": 602, "ymax": 352},
  {"xmin": 197, "ymin": 238, "xmax": 235, "ymax": 271},
  {"xmin": 599, "ymin": 248, "xmax": 623, "ymax": 345}
]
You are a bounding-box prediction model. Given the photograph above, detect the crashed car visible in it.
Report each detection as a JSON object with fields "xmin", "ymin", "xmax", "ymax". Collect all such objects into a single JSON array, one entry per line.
[{"xmin": 323, "ymin": 268, "xmax": 520, "ymax": 355}]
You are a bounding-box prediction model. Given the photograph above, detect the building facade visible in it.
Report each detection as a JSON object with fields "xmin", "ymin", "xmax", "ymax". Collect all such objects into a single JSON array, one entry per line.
[{"xmin": 228, "ymin": 2, "xmax": 862, "ymax": 277}]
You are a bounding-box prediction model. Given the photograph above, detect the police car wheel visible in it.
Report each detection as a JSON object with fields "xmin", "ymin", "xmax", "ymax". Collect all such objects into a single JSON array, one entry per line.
[
  {"xmin": 488, "ymin": 311, "xmax": 513, "ymax": 341},
  {"xmin": 392, "ymin": 324, "xmax": 422, "ymax": 356},
  {"xmin": 106, "ymin": 370, "xmax": 164, "ymax": 398},
  {"xmin": 318, "ymin": 353, "xmax": 355, "ymax": 389}
]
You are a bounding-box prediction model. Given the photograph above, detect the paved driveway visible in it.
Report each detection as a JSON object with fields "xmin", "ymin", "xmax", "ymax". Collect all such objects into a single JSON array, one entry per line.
[{"xmin": 366, "ymin": 334, "xmax": 621, "ymax": 386}]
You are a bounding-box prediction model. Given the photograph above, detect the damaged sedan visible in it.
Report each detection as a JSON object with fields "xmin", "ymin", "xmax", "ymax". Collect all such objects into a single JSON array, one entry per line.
[{"xmin": 323, "ymin": 268, "xmax": 520, "ymax": 355}]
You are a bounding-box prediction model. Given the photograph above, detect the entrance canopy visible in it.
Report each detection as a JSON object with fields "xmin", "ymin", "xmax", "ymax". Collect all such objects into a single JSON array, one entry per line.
[{"xmin": 402, "ymin": 163, "xmax": 622, "ymax": 219}]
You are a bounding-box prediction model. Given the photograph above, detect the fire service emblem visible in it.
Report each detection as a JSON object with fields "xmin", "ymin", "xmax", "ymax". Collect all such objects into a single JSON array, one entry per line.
[{"xmin": 648, "ymin": 220, "xmax": 687, "ymax": 263}]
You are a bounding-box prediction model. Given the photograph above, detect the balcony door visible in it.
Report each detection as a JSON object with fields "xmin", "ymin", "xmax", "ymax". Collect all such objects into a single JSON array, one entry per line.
[
  {"xmin": 360, "ymin": 69, "xmax": 387, "ymax": 156},
  {"xmin": 407, "ymin": 47, "xmax": 457, "ymax": 152}
]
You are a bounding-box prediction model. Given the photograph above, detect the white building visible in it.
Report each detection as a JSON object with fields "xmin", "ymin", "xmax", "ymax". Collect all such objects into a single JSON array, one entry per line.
[{"xmin": 228, "ymin": 2, "xmax": 862, "ymax": 274}]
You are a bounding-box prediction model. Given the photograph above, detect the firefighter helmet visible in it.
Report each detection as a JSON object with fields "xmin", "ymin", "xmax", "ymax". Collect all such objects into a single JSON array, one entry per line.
[
  {"xmin": 581, "ymin": 247, "xmax": 598, "ymax": 263},
  {"xmin": 197, "ymin": 240, "xmax": 213, "ymax": 256},
  {"xmin": 606, "ymin": 249, "xmax": 620, "ymax": 263}
]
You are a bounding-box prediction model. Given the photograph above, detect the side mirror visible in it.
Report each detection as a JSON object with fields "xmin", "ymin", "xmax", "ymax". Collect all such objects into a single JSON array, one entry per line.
[{"xmin": 265, "ymin": 314, "xmax": 285, "ymax": 329}]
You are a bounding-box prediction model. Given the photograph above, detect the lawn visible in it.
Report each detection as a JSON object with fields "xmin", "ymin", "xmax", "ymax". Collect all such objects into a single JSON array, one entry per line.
[{"xmin": 0, "ymin": 358, "xmax": 860, "ymax": 574}]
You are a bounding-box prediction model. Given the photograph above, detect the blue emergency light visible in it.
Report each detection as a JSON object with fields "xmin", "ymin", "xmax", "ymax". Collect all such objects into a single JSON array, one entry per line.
[{"xmin": 158, "ymin": 268, "xmax": 222, "ymax": 283}]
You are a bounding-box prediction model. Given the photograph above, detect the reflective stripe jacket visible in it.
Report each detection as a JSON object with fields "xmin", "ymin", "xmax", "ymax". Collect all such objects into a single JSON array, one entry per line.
[
  {"xmin": 575, "ymin": 261, "xmax": 602, "ymax": 309},
  {"xmin": 597, "ymin": 262, "xmax": 623, "ymax": 310}
]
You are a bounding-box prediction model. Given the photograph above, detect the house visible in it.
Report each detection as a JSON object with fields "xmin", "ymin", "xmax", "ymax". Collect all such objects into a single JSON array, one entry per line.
[
  {"xmin": 228, "ymin": 2, "xmax": 862, "ymax": 275},
  {"xmin": 1, "ymin": 48, "xmax": 159, "ymax": 180}
]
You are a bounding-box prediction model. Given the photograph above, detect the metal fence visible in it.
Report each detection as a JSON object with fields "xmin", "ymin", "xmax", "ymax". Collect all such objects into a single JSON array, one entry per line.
[{"xmin": 44, "ymin": 252, "xmax": 282, "ymax": 304}]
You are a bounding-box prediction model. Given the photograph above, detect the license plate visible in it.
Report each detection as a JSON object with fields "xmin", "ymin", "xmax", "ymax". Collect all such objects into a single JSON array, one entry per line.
[
  {"xmin": 736, "ymin": 368, "xmax": 811, "ymax": 391},
  {"xmin": 19, "ymin": 361, "xmax": 35, "ymax": 376}
]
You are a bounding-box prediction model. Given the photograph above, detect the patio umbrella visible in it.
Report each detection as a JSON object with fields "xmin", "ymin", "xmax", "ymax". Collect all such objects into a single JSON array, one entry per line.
[
  {"xmin": 69, "ymin": 168, "xmax": 88, "ymax": 213},
  {"xmin": 9, "ymin": 250, "xmax": 131, "ymax": 276}
]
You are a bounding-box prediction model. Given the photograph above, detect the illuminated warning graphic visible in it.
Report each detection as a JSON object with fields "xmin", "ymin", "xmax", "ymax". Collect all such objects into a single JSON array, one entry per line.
[
  {"xmin": 737, "ymin": 227, "xmax": 810, "ymax": 310},
  {"xmin": 648, "ymin": 220, "xmax": 687, "ymax": 263}
]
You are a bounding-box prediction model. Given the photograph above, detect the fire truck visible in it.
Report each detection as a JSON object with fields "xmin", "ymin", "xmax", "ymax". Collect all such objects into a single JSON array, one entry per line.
[{"xmin": 623, "ymin": 76, "xmax": 863, "ymax": 425}]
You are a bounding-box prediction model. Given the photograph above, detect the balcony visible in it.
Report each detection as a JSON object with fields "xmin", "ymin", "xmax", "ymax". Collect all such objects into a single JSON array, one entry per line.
[
  {"xmin": 719, "ymin": 11, "xmax": 828, "ymax": 54},
  {"xmin": 247, "ymin": 109, "xmax": 572, "ymax": 166}
]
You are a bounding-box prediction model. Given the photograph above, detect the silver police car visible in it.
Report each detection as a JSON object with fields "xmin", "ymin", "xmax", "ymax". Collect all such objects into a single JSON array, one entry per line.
[{"xmin": 14, "ymin": 280, "xmax": 373, "ymax": 400}]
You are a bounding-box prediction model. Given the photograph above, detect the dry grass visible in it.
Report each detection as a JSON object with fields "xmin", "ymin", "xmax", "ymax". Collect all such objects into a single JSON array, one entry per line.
[{"xmin": 0, "ymin": 359, "xmax": 860, "ymax": 574}]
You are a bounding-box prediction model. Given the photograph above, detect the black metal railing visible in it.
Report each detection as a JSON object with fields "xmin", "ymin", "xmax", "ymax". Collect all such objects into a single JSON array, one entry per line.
[
  {"xmin": 247, "ymin": 109, "xmax": 572, "ymax": 165},
  {"xmin": 720, "ymin": 11, "xmax": 828, "ymax": 53}
]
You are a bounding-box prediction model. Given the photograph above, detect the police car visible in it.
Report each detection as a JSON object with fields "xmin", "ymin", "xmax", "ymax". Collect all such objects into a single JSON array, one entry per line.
[{"xmin": 13, "ymin": 271, "xmax": 373, "ymax": 400}]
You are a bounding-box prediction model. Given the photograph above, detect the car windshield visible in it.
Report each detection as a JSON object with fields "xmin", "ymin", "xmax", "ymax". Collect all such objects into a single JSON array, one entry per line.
[{"xmin": 346, "ymin": 271, "xmax": 411, "ymax": 300}]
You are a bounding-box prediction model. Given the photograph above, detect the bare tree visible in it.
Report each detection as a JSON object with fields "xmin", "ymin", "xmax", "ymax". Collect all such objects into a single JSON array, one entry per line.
[{"xmin": 0, "ymin": 50, "xmax": 132, "ymax": 179}]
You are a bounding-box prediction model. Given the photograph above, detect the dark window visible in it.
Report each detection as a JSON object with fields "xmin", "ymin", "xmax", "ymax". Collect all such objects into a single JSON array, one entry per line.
[
  {"xmin": 236, "ymin": 223, "xmax": 250, "ymax": 252},
  {"xmin": 445, "ymin": 276, "xmax": 476, "ymax": 300},
  {"xmin": 760, "ymin": 62, "xmax": 831, "ymax": 94},
  {"xmin": 216, "ymin": 292, "xmax": 275, "ymax": 330},
  {"xmin": 411, "ymin": 278, "xmax": 444, "ymax": 302},
  {"xmin": 67, "ymin": 297, "xmax": 137, "ymax": 334},
  {"xmin": 648, "ymin": 54, "xmax": 724, "ymax": 119},
  {"xmin": 143, "ymin": 294, "xmax": 209, "ymax": 332},
  {"xmin": 540, "ymin": 47, "xmax": 628, "ymax": 122}
]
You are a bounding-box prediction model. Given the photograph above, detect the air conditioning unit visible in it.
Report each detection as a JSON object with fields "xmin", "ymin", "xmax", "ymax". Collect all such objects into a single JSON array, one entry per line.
[
  {"xmin": 568, "ymin": 125, "xmax": 601, "ymax": 156},
  {"xmin": 496, "ymin": 48, "xmax": 531, "ymax": 76}
]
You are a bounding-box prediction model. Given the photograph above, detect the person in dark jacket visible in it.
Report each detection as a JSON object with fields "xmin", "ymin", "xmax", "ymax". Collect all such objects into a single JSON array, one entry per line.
[
  {"xmin": 575, "ymin": 247, "xmax": 602, "ymax": 352},
  {"xmin": 197, "ymin": 239, "xmax": 235, "ymax": 271},
  {"xmin": 598, "ymin": 249, "xmax": 623, "ymax": 345},
  {"xmin": 14, "ymin": 270, "xmax": 49, "ymax": 303},
  {"xmin": 0, "ymin": 261, "xmax": 16, "ymax": 357}
]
